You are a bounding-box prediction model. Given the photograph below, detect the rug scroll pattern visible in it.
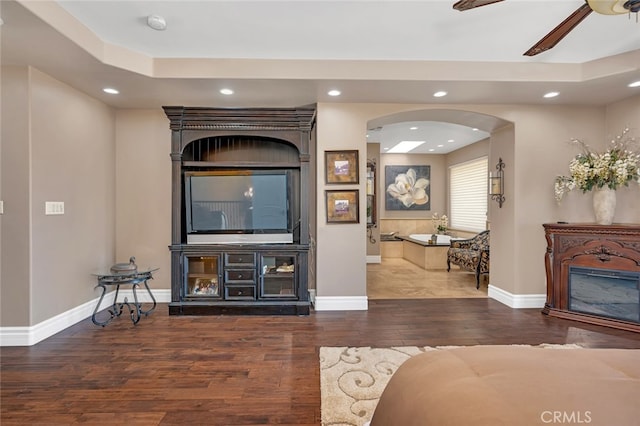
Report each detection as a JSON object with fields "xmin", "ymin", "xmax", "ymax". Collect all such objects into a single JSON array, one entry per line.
[
  {"xmin": 319, "ymin": 344, "xmax": 582, "ymax": 426},
  {"xmin": 319, "ymin": 346, "xmax": 434, "ymax": 426}
]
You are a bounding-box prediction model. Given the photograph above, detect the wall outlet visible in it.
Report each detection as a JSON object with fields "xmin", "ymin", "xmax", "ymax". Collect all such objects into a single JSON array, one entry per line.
[{"xmin": 45, "ymin": 201, "xmax": 64, "ymax": 215}]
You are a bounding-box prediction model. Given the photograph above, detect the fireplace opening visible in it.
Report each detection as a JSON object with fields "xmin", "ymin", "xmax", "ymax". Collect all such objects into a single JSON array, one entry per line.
[{"xmin": 568, "ymin": 266, "xmax": 640, "ymax": 324}]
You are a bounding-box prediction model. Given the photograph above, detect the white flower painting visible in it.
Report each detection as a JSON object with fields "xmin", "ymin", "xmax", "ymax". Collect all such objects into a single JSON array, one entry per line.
[{"xmin": 385, "ymin": 166, "xmax": 430, "ymax": 210}]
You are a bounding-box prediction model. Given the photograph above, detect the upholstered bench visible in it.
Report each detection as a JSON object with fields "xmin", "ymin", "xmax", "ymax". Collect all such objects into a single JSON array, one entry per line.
[{"xmin": 370, "ymin": 345, "xmax": 640, "ymax": 426}]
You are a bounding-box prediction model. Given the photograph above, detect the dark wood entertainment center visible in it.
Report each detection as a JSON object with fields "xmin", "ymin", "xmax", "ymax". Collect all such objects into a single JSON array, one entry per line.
[
  {"xmin": 163, "ymin": 105, "xmax": 316, "ymax": 315},
  {"xmin": 543, "ymin": 223, "xmax": 640, "ymax": 332}
]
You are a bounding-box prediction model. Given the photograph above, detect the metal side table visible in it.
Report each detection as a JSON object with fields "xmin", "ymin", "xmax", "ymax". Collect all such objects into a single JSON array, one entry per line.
[{"xmin": 91, "ymin": 267, "xmax": 158, "ymax": 326}]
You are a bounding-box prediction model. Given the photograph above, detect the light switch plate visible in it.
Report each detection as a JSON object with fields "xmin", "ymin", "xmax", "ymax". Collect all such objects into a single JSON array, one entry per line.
[
  {"xmin": 45, "ymin": 201, "xmax": 64, "ymax": 215},
  {"xmin": 0, "ymin": 200, "xmax": 3, "ymax": 214}
]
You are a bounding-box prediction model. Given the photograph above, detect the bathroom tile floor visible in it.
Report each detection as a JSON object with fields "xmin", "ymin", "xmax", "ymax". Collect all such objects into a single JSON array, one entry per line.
[{"xmin": 367, "ymin": 257, "xmax": 489, "ymax": 299}]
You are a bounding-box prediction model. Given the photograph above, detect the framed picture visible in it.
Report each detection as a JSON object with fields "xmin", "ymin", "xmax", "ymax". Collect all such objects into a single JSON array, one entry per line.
[
  {"xmin": 385, "ymin": 165, "xmax": 431, "ymax": 211},
  {"xmin": 325, "ymin": 150, "xmax": 359, "ymax": 184},
  {"xmin": 325, "ymin": 190, "xmax": 359, "ymax": 223}
]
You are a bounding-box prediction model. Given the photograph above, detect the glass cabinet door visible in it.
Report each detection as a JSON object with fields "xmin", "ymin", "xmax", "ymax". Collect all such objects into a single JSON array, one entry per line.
[
  {"xmin": 260, "ymin": 254, "xmax": 296, "ymax": 298},
  {"xmin": 185, "ymin": 255, "xmax": 221, "ymax": 298}
]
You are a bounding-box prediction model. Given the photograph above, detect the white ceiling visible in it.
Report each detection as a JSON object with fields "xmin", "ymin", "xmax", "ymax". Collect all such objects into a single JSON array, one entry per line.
[
  {"xmin": 1, "ymin": 0, "xmax": 639, "ymax": 153},
  {"xmin": 56, "ymin": 0, "xmax": 640, "ymax": 63},
  {"xmin": 367, "ymin": 121, "xmax": 490, "ymax": 154}
]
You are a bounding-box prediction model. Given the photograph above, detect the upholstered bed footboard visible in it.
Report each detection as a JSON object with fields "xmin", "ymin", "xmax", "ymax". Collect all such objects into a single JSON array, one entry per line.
[{"xmin": 370, "ymin": 345, "xmax": 640, "ymax": 426}]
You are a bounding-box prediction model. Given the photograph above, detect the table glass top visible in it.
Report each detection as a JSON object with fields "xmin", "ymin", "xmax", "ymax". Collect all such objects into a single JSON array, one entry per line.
[{"xmin": 92, "ymin": 267, "xmax": 158, "ymax": 278}]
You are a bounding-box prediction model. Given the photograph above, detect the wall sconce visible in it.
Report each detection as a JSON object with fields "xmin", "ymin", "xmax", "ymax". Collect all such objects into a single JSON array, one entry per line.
[{"xmin": 489, "ymin": 157, "xmax": 505, "ymax": 208}]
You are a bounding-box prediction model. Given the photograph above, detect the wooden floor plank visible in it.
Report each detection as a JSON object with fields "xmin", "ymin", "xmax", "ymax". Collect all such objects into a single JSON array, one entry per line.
[{"xmin": 2, "ymin": 299, "xmax": 640, "ymax": 425}]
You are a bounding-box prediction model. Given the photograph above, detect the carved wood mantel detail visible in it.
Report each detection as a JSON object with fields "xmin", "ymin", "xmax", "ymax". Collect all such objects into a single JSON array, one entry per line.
[{"xmin": 543, "ymin": 223, "xmax": 640, "ymax": 332}]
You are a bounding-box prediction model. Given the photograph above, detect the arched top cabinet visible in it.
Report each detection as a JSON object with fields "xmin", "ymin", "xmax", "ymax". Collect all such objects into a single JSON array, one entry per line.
[
  {"xmin": 163, "ymin": 105, "xmax": 315, "ymax": 155},
  {"xmin": 163, "ymin": 105, "xmax": 316, "ymax": 316},
  {"xmin": 181, "ymin": 135, "xmax": 301, "ymax": 166}
]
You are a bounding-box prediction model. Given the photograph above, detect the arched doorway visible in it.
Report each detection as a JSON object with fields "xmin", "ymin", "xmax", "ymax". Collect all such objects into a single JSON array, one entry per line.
[{"xmin": 365, "ymin": 109, "xmax": 512, "ymax": 300}]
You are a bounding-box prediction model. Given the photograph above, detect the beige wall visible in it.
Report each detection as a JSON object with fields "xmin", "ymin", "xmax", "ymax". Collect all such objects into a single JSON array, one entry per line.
[
  {"xmin": 1, "ymin": 67, "xmax": 31, "ymax": 326},
  {"xmin": 314, "ymin": 100, "xmax": 640, "ymax": 301},
  {"xmin": 111, "ymin": 97, "xmax": 640, "ymax": 303},
  {"xmin": 446, "ymin": 138, "xmax": 490, "ymax": 168},
  {"xmin": 114, "ymin": 110, "xmax": 172, "ymax": 289},
  {"xmin": 1, "ymin": 66, "xmax": 116, "ymax": 326},
  {"xmin": 486, "ymin": 125, "xmax": 516, "ymax": 294},
  {"xmin": 604, "ymin": 96, "xmax": 640, "ymax": 221},
  {"xmin": 2, "ymin": 64, "xmax": 638, "ymax": 327},
  {"xmin": 315, "ymin": 104, "xmax": 368, "ymax": 297}
]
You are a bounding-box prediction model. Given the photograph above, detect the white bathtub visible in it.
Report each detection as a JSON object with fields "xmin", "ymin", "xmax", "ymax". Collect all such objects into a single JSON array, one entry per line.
[{"xmin": 408, "ymin": 233, "xmax": 453, "ymax": 245}]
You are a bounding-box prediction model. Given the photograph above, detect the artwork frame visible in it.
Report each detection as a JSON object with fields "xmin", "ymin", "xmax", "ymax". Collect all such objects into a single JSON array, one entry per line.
[
  {"xmin": 325, "ymin": 190, "xmax": 359, "ymax": 224},
  {"xmin": 385, "ymin": 165, "xmax": 431, "ymax": 211},
  {"xmin": 325, "ymin": 150, "xmax": 359, "ymax": 184}
]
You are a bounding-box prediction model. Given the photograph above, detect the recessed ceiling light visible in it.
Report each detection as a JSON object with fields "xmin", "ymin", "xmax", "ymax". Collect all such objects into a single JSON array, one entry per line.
[
  {"xmin": 328, "ymin": 89, "xmax": 341, "ymax": 96},
  {"xmin": 387, "ymin": 141, "xmax": 425, "ymax": 153},
  {"xmin": 383, "ymin": 147, "xmax": 389, "ymax": 150},
  {"xmin": 147, "ymin": 15, "xmax": 167, "ymax": 31},
  {"xmin": 544, "ymin": 91, "xmax": 560, "ymax": 98},
  {"xmin": 428, "ymin": 148, "xmax": 435, "ymax": 152},
  {"xmin": 410, "ymin": 126, "xmax": 418, "ymax": 130},
  {"xmin": 433, "ymin": 91, "xmax": 447, "ymax": 97},
  {"xmin": 437, "ymin": 144, "xmax": 444, "ymax": 148},
  {"xmin": 629, "ymin": 81, "xmax": 640, "ymax": 88},
  {"xmin": 220, "ymin": 88, "xmax": 234, "ymax": 95},
  {"xmin": 447, "ymin": 139, "xmax": 455, "ymax": 143},
  {"xmin": 472, "ymin": 128, "xmax": 479, "ymax": 131},
  {"xmin": 103, "ymin": 88, "xmax": 119, "ymax": 94}
]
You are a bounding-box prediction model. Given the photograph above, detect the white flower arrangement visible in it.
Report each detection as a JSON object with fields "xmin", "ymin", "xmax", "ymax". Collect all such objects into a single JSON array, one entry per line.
[
  {"xmin": 554, "ymin": 127, "xmax": 640, "ymax": 202},
  {"xmin": 431, "ymin": 212, "xmax": 448, "ymax": 234}
]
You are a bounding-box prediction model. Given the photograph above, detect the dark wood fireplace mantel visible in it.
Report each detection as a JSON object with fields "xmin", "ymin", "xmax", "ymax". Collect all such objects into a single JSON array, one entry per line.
[{"xmin": 543, "ymin": 223, "xmax": 640, "ymax": 332}]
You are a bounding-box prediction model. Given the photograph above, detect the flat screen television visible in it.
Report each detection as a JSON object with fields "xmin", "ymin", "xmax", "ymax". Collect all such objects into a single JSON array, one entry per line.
[{"xmin": 184, "ymin": 169, "xmax": 294, "ymax": 244}]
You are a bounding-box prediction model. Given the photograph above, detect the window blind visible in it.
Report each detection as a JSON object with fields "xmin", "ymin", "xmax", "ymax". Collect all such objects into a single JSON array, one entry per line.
[{"xmin": 449, "ymin": 157, "xmax": 488, "ymax": 232}]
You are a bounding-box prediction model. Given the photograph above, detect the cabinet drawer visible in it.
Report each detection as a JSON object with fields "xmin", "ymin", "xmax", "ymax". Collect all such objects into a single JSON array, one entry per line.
[
  {"xmin": 225, "ymin": 253, "xmax": 256, "ymax": 267},
  {"xmin": 225, "ymin": 285, "xmax": 256, "ymax": 300},
  {"xmin": 225, "ymin": 269, "xmax": 255, "ymax": 282}
]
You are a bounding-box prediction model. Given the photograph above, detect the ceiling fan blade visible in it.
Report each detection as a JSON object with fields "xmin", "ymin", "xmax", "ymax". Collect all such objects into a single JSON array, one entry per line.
[
  {"xmin": 453, "ymin": 0, "xmax": 505, "ymax": 12},
  {"xmin": 523, "ymin": 3, "xmax": 593, "ymax": 56}
]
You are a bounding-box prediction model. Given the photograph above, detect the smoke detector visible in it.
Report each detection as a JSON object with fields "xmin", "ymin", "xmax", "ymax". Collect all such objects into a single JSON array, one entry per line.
[{"xmin": 147, "ymin": 15, "xmax": 166, "ymax": 31}]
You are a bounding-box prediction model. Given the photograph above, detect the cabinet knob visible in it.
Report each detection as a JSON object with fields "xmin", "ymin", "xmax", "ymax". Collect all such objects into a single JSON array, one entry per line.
[
  {"xmin": 238, "ymin": 274, "xmax": 243, "ymax": 278},
  {"xmin": 238, "ymin": 290, "xmax": 243, "ymax": 295}
]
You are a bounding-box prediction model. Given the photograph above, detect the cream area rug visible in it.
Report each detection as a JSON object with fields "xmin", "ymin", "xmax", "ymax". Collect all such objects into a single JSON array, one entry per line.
[{"xmin": 319, "ymin": 345, "xmax": 582, "ymax": 426}]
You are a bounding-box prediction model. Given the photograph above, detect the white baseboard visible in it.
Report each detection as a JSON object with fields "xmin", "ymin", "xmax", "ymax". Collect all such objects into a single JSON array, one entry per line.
[
  {"xmin": 488, "ymin": 285, "xmax": 545, "ymax": 309},
  {"xmin": 313, "ymin": 296, "xmax": 368, "ymax": 311},
  {"xmin": 1, "ymin": 285, "xmax": 543, "ymax": 345},
  {"xmin": 0, "ymin": 289, "xmax": 171, "ymax": 347},
  {"xmin": 366, "ymin": 255, "xmax": 381, "ymax": 264}
]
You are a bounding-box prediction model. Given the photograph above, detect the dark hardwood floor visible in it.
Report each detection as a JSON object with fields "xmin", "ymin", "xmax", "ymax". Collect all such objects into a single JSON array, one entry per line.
[{"xmin": 2, "ymin": 299, "xmax": 640, "ymax": 425}]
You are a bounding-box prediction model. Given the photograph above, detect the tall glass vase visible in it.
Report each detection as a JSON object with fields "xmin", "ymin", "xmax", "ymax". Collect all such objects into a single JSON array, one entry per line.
[{"xmin": 592, "ymin": 187, "xmax": 616, "ymax": 225}]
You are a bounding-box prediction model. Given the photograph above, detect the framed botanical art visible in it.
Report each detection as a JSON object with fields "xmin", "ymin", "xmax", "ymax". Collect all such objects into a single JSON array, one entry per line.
[
  {"xmin": 385, "ymin": 165, "xmax": 431, "ymax": 211},
  {"xmin": 325, "ymin": 150, "xmax": 359, "ymax": 184},
  {"xmin": 325, "ymin": 190, "xmax": 359, "ymax": 223}
]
